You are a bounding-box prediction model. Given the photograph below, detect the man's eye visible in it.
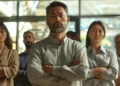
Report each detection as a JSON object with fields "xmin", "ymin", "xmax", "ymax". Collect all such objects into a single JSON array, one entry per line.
[
  {"xmin": 60, "ymin": 15, "xmax": 65, "ymax": 17},
  {"xmin": 51, "ymin": 15, "xmax": 56, "ymax": 17}
]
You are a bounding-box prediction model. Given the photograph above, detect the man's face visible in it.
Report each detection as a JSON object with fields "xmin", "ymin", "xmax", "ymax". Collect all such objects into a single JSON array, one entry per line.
[
  {"xmin": 46, "ymin": 6, "xmax": 70, "ymax": 33},
  {"xmin": 115, "ymin": 36, "xmax": 120, "ymax": 56},
  {"xmin": 24, "ymin": 32, "xmax": 35, "ymax": 49}
]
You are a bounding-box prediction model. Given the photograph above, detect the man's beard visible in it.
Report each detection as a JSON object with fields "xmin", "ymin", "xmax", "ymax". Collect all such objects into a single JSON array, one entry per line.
[
  {"xmin": 25, "ymin": 42, "xmax": 33, "ymax": 49},
  {"xmin": 48, "ymin": 22, "xmax": 67, "ymax": 33}
]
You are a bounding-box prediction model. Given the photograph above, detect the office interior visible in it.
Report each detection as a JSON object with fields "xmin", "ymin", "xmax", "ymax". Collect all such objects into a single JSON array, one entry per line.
[{"xmin": 0, "ymin": 0, "xmax": 120, "ymax": 53}]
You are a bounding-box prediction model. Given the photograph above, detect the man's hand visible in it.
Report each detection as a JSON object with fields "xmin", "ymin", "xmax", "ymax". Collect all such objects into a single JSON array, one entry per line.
[
  {"xmin": 99, "ymin": 67, "xmax": 107, "ymax": 72},
  {"xmin": 70, "ymin": 59, "xmax": 81, "ymax": 67},
  {"xmin": 115, "ymin": 74, "xmax": 120, "ymax": 86},
  {"xmin": 42, "ymin": 65, "xmax": 53, "ymax": 74},
  {"xmin": 0, "ymin": 67, "xmax": 5, "ymax": 77},
  {"xmin": 93, "ymin": 67, "xmax": 107, "ymax": 80},
  {"xmin": 93, "ymin": 67, "xmax": 107, "ymax": 76}
]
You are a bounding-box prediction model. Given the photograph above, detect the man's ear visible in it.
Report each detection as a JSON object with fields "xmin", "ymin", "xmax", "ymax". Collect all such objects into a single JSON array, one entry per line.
[
  {"xmin": 67, "ymin": 17, "xmax": 70, "ymax": 23},
  {"xmin": 46, "ymin": 18, "xmax": 48, "ymax": 25},
  {"xmin": 33, "ymin": 37, "xmax": 35, "ymax": 42}
]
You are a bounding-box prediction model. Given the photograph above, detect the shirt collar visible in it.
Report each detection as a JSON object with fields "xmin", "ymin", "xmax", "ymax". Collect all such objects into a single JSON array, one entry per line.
[
  {"xmin": 2, "ymin": 46, "xmax": 9, "ymax": 55},
  {"xmin": 100, "ymin": 46, "xmax": 106, "ymax": 54},
  {"xmin": 87, "ymin": 46, "xmax": 92, "ymax": 53},
  {"xmin": 48, "ymin": 35, "xmax": 67, "ymax": 45},
  {"xmin": 87, "ymin": 45, "xmax": 106, "ymax": 54}
]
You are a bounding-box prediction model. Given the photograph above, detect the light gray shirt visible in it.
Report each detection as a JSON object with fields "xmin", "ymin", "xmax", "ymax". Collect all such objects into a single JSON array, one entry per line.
[
  {"xmin": 27, "ymin": 35, "xmax": 89, "ymax": 86},
  {"xmin": 83, "ymin": 46, "xmax": 119, "ymax": 86}
]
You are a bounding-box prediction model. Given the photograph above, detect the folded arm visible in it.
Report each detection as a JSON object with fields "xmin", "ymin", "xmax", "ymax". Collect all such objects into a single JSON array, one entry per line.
[
  {"xmin": 0, "ymin": 50, "xmax": 19, "ymax": 78},
  {"xmin": 92, "ymin": 67, "xmax": 107, "ymax": 80},
  {"xmin": 27, "ymin": 46, "xmax": 70, "ymax": 85},
  {"xmin": 100, "ymin": 50, "xmax": 118, "ymax": 80},
  {"xmin": 27, "ymin": 43, "xmax": 89, "ymax": 85},
  {"xmin": 88, "ymin": 50, "xmax": 118, "ymax": 80},
  {"xmin": 0, "ymin": 67, "xmax": 4, "ymax": 77},
  {"xmin": 43, "ymin": 47, "xmax": 89, "ymax": 81}
]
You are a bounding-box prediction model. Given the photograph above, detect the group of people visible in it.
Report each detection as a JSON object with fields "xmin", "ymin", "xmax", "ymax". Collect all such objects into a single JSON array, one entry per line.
[
  {"xmin": 0, "ymin": 21, "xmax": 35, "ymax": 86},
  {"xmin": 0, "ymin": 1, "xmax": 120, "ymax": 86}
]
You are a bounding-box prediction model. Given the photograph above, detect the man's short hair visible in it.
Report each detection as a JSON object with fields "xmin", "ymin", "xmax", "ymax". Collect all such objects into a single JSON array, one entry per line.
[
  {"xmin": 46, "ymin": 1, "xmax": 68, "ymax": 17},
  {"xmin": 23, "ymin": 30, "xmax": 34, "ymax": 39},
  {"xmin": 114, "ymin": 33, "xmax": 120, "ymax": 43}
]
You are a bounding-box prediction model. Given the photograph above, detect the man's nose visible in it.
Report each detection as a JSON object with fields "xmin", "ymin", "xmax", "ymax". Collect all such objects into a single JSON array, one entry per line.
[
  {"xmin": 56, "ymin": 16, "xmax": 60, "ymax": 21},
  {"xmin": 0, "ymin": 33, "xmax": 2, "ymax": 36}
]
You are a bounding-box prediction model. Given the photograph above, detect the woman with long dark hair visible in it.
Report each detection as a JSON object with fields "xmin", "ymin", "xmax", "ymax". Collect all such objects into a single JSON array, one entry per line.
[
  {"xmin": 83, "ymin": 21, "xmax": 118, "ymax": 86},
  {"xmin": 0, "ymin": 21, "xmax": 19, "ymax": 86}
]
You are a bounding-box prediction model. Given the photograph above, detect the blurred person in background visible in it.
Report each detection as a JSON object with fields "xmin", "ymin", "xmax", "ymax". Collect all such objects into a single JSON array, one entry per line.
[
  {"xmin": 14, "ymin": 31, "xmax": 35, "ymax": 86},
  {"xmin": 0, "ymin": 21, "xmax": 19, "ymax": 86},
  {"xmin": 114, "ymin": 33, "xmax": 120, "ymax": 86},
  {"xmin": 66, "ymin": 31, "xmax": 81, "ymax": 42}
]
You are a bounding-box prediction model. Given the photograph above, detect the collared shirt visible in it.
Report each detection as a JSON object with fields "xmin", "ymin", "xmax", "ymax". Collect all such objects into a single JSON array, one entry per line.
[
  {"xmin": 83, "ymin": 46, "xmax": 119, "ymax": 86},
  {"xmin": 14, "ymin": 52, "xmax": 32, "ymax": 86},
  {"xmin": 27, "ymin": 35, "xmax": 89, "ymax": 86},
  {"xmin": 0, "ymin": 46, "xmax": 19, "ymax": 86}
]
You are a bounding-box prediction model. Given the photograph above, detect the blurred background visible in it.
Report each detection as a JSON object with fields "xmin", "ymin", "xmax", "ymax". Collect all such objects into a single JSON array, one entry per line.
[{"xmin": 0, "ymin": 0, "xmax": 120, "ymax": 53}]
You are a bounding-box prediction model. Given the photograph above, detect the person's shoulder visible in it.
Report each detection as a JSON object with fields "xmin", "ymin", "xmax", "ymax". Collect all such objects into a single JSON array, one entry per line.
[
  {"xmin": 19, "ymin": 52, "xmax": 27, "ymax": 56},
  {"xmin": 32, "ymin": 37, "xmax": 48, "ymax": 47},
  {"xmin": 7, "ymin": 49, "xmax": 18, "ymax": 55},
  {"xmin": 68, "ymin": 37, "xmax": 84, "ymax": 45},
  {"xmin": 105, "ymin": 48, "xmax": 116, "ymax": 55},
  {"xmin": 19, "ymin": 52, "xmax": 24, "ymax": 55},
  {"xmin": 105, "ymin": 48, "xmax": 114, "ymax": 52},
  {"xmin": 8, "ymin": 49, "xmax": 17, "ymax": 52},
  {"xmin": 37, "ymin": 37, "xmax": 48, "ymax": 44},
  {"xmin": 67, "ymin": 37, "xmax": 85, "ymax": 48},
  {"xmin": 67, "ymin": 37, "xmax": 80, "ymax": 42}
]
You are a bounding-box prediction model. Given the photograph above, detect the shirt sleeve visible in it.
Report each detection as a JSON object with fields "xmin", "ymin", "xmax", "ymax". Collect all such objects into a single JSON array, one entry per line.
[
  {"xmin": 27, "ymin": 44, "xmax": 69, "ymax": 85},
  {"xmin": 86, "ymin": 69, "xmax": 94, "ymax": 79},
  {"xmin": 52, "ymin": 45, "xmax": 89, "ymax": 81},
  {"xmin": 18, "ymin": 70, "xmax": 27, "ymax": 75},
  {"xmin": 3, "ymin": 50, "xmax": 19, "ymax": 78},
  {"xmin": 101, "ymin": 50, "xmax": 119, "ymax": 80}
]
